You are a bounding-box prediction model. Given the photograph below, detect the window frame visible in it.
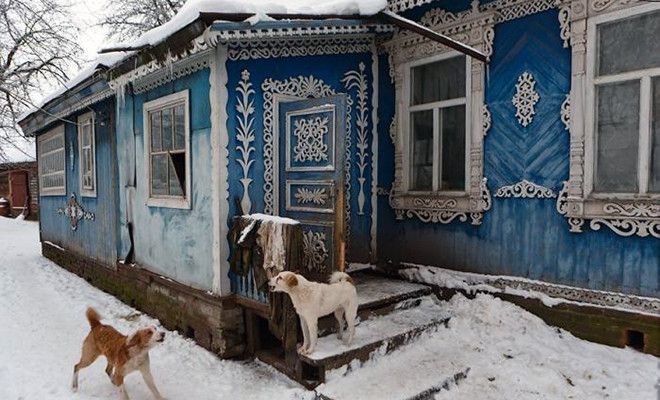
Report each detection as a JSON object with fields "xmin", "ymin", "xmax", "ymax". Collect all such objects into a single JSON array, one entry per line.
[
  {"xmin": 37, "ymin": 125, "xmax": 66, "ymax": 196},
  {"xmin": 585, "ymin": 5, "xmax": 660, "ymax": 200},
  {"xmin": 403, "ymin": 52, "xmax": 471, "ymax": 196},
  {"xmin": 77, "ymin": 112, "xmax": 97, "ymax": 198},
  {"xmin": 559, "ymin": 1, "xmax": 659, "ymax": 238},
  {"xmin": 143, "ymin": 90, "xmax": 191, "ymax": 209}
]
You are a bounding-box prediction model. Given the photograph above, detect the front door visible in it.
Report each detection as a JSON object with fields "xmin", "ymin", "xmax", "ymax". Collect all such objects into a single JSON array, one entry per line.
[{"xmin": 278, "ymin": 95, "xmax": 347, "ymax": 277}]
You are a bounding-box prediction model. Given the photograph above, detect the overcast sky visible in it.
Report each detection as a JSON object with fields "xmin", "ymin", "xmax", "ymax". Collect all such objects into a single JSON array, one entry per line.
[{"xmin": 5, "ymin": 0, "xmax": 108, "ymax": 162}]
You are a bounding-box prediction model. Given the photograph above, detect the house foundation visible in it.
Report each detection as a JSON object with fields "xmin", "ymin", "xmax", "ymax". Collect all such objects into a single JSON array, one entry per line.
[{"xmin": 42, "ymin": 242, "xmax": 245, "ymax": 358}]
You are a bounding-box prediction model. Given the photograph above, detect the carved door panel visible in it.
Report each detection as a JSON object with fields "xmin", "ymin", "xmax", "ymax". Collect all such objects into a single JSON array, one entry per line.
[{"xmin": 278, "ymin": 95, "xmax": 347, "ymax": 276}]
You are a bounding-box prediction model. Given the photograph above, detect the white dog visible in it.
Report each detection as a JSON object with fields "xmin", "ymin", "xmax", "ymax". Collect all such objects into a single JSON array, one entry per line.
[{"xmin": 269, "ymin": 271, "xmax": 358, "ymax": 355}]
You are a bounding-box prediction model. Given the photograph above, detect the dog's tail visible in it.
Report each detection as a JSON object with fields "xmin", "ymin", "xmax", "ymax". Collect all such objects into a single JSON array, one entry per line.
[
  {"xmin": 330, "ymin": 271, "xmax": 354, "ymax": 285},
  {"xmin": 86, "ymin": 307, "xmax": 101, "ymax": 328}
]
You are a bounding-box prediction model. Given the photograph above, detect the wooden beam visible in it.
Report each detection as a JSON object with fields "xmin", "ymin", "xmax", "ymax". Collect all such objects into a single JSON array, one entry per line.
[{"xmin": 377, "ymin": 10, "xmax": 488, "ymax": 63}]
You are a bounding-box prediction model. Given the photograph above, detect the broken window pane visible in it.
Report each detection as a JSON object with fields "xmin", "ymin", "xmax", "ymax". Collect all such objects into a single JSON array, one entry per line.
[{"xmin": 168, "ymin": 152, "xmax": 186, "ymax": 196}]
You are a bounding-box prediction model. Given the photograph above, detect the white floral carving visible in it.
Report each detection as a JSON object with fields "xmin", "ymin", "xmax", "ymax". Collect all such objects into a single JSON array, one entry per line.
[
  {"xmin": 295, "ymin": 187, "xmax": 328, "ymax": 205},
  {"xmin": 293, "ymin": 116, "xmax": 329, "ymax": 163},
  {"xmin": 342, "ymin": 62, "xmax": 369, "ymax": 215},
  {"xmin": 235, "ymin": 70, "xmax": 256, "ymax": 214},
  {"xmin": 558, "ymin": 5, "xmax": 571, "ymax": 48},
  {"xmin": 389, "ymin": 115, "xmax": 397, "ymax": 144},
  {"xmin": 484, "ymin": 26, "xmax": 495, "ymax": 60},
  {"xmin": 560, "ymin": 94, "xmax": 570, "ymax": 131},
  {"xmin": 512, "ymin": 72, "xmax": 540, "ymax": 127},
  {"xmin": 495, "ymin": 179, "xmax": 557, "ymax": 198},
  {"xmin": 302, "ymin": 230, "xmax": 329, "ymax": 271},
  {"xmin": 556, "ymin": 181, "xmax": 659, "ymax": 238},
  {"xmin": 591, "ymin": 203, "xmax": 660, "ymax": 238},
  {"xmin": 56, "ymin": 193, "xmax": 95, "ymax": 231},
  {"xmin": 556, "ymin": 181, "xmax": 585, "ymax": 233},
  {"xmin": 483, "ymin": 104, "xmax": 492, "ymax": 136}
]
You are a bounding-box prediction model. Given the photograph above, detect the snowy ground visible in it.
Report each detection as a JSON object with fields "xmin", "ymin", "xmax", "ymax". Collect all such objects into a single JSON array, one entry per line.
[{"xmin": 1, "ymin": 217, "xmax": 657, "ymax": 400}]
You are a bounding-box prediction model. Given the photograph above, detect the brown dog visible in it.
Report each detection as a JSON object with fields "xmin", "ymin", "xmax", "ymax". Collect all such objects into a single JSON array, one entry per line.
[{"xmin": 72, "ymin": 307, "xmax": 165, "ymax": 400}]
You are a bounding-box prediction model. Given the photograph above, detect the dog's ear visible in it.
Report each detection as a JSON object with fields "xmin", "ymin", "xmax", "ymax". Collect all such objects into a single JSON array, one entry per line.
[
  {"xmin": 127, "ymin": 331, "xmax": 144, "ymax": 348},
  {"xmin": 285, "ymin": 274, "xmax": 298, "ymax": 288}
]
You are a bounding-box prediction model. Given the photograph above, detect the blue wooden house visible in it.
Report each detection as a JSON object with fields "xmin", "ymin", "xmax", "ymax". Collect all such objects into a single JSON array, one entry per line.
[{"xmin": 19, "ymin": 0, "xmax": 659, "ymax": 379}]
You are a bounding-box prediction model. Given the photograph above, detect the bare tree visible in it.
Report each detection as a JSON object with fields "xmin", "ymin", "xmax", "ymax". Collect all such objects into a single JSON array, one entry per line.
[
  {"xmin": 100, "ymin": 0, "xmax": 184, "ymax": 42},
  {"xmin": 0, "ymin": 0, "xmax": 82, "ymax": 161}
]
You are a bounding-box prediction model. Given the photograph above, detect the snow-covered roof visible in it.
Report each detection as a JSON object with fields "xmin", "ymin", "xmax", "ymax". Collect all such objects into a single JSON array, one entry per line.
[
  {"xmin": 112, "ymin": 0, "xmax": 387, "ymax": 50},
  {"xmin": 19, "ymin": 0, "xmax": 386, "ymax": 125}
]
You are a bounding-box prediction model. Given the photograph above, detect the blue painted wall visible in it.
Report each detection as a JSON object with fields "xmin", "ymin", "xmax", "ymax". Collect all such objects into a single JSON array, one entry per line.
[
  {"xmin": 226, "ymin": 52, "xmax": 376, "ymax": 264},
  {"xmin": 115, "ymin": 69, "xmax": 215, "ymax": 291},
  {"xmin": 38, "ymin": 97, "xmax": 118, "ymax": 266},
  {"xmin": 377, "ymin": 9, "xmax": 659, "ymax": 297}
]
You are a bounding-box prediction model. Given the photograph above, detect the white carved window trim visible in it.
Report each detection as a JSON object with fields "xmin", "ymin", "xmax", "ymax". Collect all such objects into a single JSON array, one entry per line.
[
  {"xmin": 561, "ymin": 1, "xmax": 660, "ymax": 238},
  {"xmin": 584, "ymin": 5, "xmax": 660, "ymax": 201},
  {"xmin": 37, "ymin": 125, "xmax": 66, "ymax": 196},
  {"xmin": 402, "ymin": 52, "xmax": 472, "ymax": 196},
  {"xmin": 383, "ymin": 4, "xmax": 493, "ymax": 225},
  {"xmin": 77, "ymin": 112, "xmax": 97, "ymax": 198},
  {"xmin": 143, "ymin": 90, "xmax": 191, "ymax": 210}
]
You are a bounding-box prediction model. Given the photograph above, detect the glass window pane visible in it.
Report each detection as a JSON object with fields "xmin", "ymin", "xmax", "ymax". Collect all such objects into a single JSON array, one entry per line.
[
  {"xmin": 150, "ymin": 111, "xmax": 161, "ymax": 152},
  {"xmin": 82, "ymin": 125, "xmax": 91, "ymax": 146},
  {"xmin": 410, "ymin": 110, "xmax": 434, "ymax": 191},
  {"xmin": 168, "ymin": 153, "xmax": 185, "ymax": 196},
  {"xmin": 598, "ymin": 10, "xmax": 660, "ymax": 76},
  {"xmin": 162, "ymin": 108, "xmax": 173, "ymax": 151},
  {"xmin": 651, "ymin": 77, "xmax": 660, "ymax": 193},
  {"xmin": 440, "ymin": 105, "xmax": 466, "ymax": 191},
  {"xmin": 174, "ymin": 104, "xmax": 185, "ymax": 151},
  {"xmin": 411, "ymin": 56, "xmax": 466, "ymax": 105},
  {"xmin": 151, "ymin": 154, "xmax": 168, "ymax": 196},
  {"xmin": 82, "ymin": 148, "xmax": 89, "ymax": 176},
  {"xmin": 594, "ymin": 81, "xmax": 640, "ymax": 193}
]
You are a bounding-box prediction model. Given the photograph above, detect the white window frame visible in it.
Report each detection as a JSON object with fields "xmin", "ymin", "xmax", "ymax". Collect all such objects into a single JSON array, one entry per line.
[
  {"xmin": 559, "ymin": 1, "xmax": 659, "ymax": 238},
  {"xmin": 77, "ymin": 112, "xmax": 97, "ymax": 197},
  {"xmin": 403, "ymin": 51, "xmax": 472, "ymax": 196},
  {"xmin": 143, "ymin": 90, "xmax": 191, "ymax": 209},
  {"xmin": 37, "ymin": 125, "xmax": 66, "ymax": 196},
  {"xmin": 585, "ymin": 4, "xmax": 660, "ymax": 200}
]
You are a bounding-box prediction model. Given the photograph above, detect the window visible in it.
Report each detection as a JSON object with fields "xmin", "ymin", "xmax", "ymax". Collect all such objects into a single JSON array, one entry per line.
[
  {"xmin": 408, "ymin": 54, "xmax": 468, "ymax": 193},
  {"xmin": 78, "ymin": 112, "xmax": 96, "ymax": 197},
  {"xmin": 591, "ymin": 9, "xmax": 660, "ymax": 195},
  {"xmin": 38, "ymin": 125, "xmax": 66, "ymax": 196},
  {"xmin": 143, "ymin": 90, "xmax": 190, "ymax": 209}
]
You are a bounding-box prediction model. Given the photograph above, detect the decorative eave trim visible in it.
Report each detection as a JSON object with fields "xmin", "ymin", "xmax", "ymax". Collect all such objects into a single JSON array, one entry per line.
[
  {"xmin": 109, "ymin": 32, "xmax": 216, "ymax": 93},
  {"xmin": 388, "ymin": 0, "xmax": 571, "ymax": 23},
  {"xmin": 22, "ymin": 88, "xmax": 113, "ymax": 136},
  {"xmin": 495, "ymin": 179, "xmax": 557, "ymax": 198},
  {"xmin": 210, "ymin": 23, "xmax": 394, "ymax": 43},
  {"xmin": 228, "ymin": 36, "xmax": 374, "ymax": 61}
]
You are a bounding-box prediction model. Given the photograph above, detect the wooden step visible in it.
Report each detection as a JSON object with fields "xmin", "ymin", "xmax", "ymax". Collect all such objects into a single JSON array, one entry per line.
[
  {"xmin": 300, "ymin": 296, "xmax": 450, "ymax": 371},
  {"xmin": 318, "ymin": 273, "xmax": 432, "ymax": 337}
]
